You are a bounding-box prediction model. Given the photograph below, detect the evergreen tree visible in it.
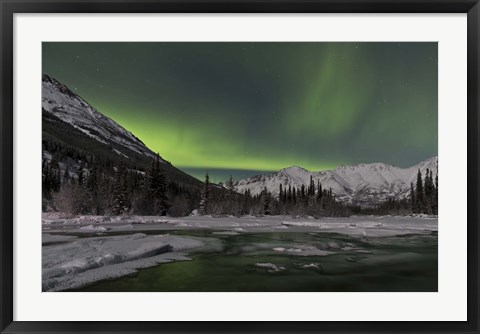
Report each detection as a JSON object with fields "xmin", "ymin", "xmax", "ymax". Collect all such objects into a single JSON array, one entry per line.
[
  {"xmin": 410, "ymin": 182, "xmax": 416, "ymax": 213},
  {"xmin": 77, "ymin": 161, "xmax": 84, "ymax": 186},
  {"xmin": 199, "ymin": 172, "xmax": 210, "ymax": 215},
  {"xmin": 261, "ymin": 186, "xmax": 271, "ymax": 215},
  {"xmin": 317, "ymin": 181, "xmax": 323, "ymax": 202},
  {"xmin": 112, "ymin": 160, "xmax": 128, "ymax": 215},
  {"xmin": 86, "ymin": 165, "xmax": 98, "ymax": 192},
  {"xmin": 63, "ymin": 166, "xmax": 70, "ymax": 185},
  {"xmin": 147, "ymin": 154, "xmax": 169, "ymax": 215},
  {"xmin": 415, "ymin": 169, "xmax": 424, "ymax": 213},
  {"xmin": 300, "ymin": 184, "xmax": 306, "ymax": 205},
  {"xmin": 433, "ymin": 173, "xmax": 438, "ymax": 215},
  {"xmin": 87, "ymin": 165, "xmax": 99, "ymax": 214},
  {"xmin": 225, "ymin": 175, "xmax": 236, "ymax": 214},
  {"xmin": 309, "ymin": 176, "xmax": 315, "ymax": 197},
  {"xmin": 279, "ymin": 184, "xmax": 283, "ymax": 204}
]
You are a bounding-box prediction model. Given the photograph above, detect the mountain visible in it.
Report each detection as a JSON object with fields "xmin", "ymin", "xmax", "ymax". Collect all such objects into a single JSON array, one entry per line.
[
  {"xmin": 42, "ymin": 74, "xmax": 156, "ymax": 160},
  {"xmin": 42, "ymin": 74, "xmax": 202, "ymax": 189},
  {"xmin": 233, "ymin": 157, "xmax": 438, "ymax": 206}
]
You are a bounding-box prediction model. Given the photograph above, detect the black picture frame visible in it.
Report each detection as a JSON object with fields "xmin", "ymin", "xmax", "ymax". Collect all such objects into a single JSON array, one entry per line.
[{"xmin": 1, "ymin": 0, "xmax": 479, "ymax": 333}]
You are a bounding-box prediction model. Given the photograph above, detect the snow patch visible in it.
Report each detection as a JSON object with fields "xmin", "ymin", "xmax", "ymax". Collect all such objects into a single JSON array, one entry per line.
[
  {"xmin": 78, "ymin": 225, "xmax": 109, "ymax": 232},
  {"xmin": 254, "ymin": 263, "xmax": 285, "ymax": 273}
]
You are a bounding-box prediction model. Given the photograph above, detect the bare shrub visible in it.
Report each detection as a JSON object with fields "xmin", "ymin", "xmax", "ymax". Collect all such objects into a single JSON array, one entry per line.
[{"xmin": 52, "ymin": 184, "xmax": 90, "ymax": 216}]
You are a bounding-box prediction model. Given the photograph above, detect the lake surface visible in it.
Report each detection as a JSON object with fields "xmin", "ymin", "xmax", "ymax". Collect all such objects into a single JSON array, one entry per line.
[{"xmin": 78, "ymin": 230, "xmax": 438, "ymax": 292}]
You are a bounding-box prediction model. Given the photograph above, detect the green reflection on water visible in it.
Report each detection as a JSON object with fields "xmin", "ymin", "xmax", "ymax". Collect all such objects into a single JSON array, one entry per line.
[{"xmin": 78, "ymin": 231, "xmax": 437, "ymax": 292}]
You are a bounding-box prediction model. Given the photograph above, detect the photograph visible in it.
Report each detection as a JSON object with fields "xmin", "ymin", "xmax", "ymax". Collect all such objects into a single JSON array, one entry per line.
[{"xmin": 41, "ymin": 42, "xmax": 439, "ymax": 293}]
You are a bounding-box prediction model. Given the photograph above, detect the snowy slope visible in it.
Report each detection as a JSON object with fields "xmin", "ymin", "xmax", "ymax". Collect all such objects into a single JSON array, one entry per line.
[
  {"xmin": 42, "ymin": 74, "xmax": 156, "ymax": 160},
  {"xmin": 233, "ymin": 157, "xmax": 438, "ymax": 205}
]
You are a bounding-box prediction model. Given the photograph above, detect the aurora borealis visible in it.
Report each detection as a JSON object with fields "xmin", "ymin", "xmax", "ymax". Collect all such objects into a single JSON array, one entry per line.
[{"xmin": 43, "ymin": 42, "xmax": 437, "ymax": 182}]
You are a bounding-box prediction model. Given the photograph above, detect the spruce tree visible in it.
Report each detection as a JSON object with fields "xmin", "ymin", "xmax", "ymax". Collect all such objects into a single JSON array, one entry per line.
[
  {"xmin": 87, "ymin": 165, "xmax": 99, "ymax": 214},
  {"xmin": 301, "ymin": 184, "xmax": 306, "ymax": 203},
  {"xmin": 309, "ymin": 176, "xmax": 315, "ymax": 197},
  {"xmin": 423, "ymin": 169, "xmax": 431, "ymax": 214},
  {"xmin": 415, "ymin": 169, "xmax": 424, "ymax": 213},
  {"xmin": 261, "ymin": 186, "xmax": 271, "ymax": 215},
  {"xmin": 63, "ymin": 166, "xmax": 70, "ymax": 185},
  {"xmin": 199, "ymin": 172, "xmax": 210, "ymax": 215},
  {"xmin": 317, "ymin": 181, "xmax": 323, "ymax": 202},
  {"xmin": 77, "ymin": 161, "xmax": 84, "ymax": 186},
  {"xmin": 433, "ymin": 173, "xmax": 438, "ymax": 215},
  {"xmin": 147, "ymin": 154, "xmax": 169, "ymax": 215},
  {"xmin": 410, "ymin": 182, "xmax": 416, "ymax": 213},
  {"xmin": 225, "ymin": 175, "xmax": 236, "ymax": 214},
  {"xmin": 112, "ymin": 160, "xmax": 128, "ymax": 215}
]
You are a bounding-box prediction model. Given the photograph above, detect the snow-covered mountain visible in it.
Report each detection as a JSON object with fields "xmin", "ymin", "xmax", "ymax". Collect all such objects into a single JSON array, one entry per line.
[
  {"xmin": 42, "ymin": 74, "xmax": 203, "ymax": 190},
  {"xmin": 42, "ymin": 74, "xmax": 156, "ymax": 160},
  {"xmin": 233, "ymin": 157, "xmax": 438, "ymax": 205}
]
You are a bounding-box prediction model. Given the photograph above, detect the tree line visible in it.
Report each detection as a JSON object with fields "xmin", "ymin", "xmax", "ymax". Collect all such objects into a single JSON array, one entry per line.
[
  {"xmin": 43, "ymin": 148, "xmax": 438, "ymax": 218},
  {"xmin": 198, "ymin": 174, "xmax": 352, "ymax": 217},
  {"xmin": 363, "ymin": 168, "xmax": 438, "ymax": 216},
  {"xmin": 43, "ymin": 153, "xmax": 200, "ymax": 217}
]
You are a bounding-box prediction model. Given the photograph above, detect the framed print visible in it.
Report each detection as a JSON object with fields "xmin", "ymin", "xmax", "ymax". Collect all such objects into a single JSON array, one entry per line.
[{"xmin": 1, "ymin": 0, "xmax": 479, "ymax": 333}]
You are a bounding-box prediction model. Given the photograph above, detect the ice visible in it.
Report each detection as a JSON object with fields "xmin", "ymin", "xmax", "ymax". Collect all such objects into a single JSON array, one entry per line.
[
  {"xmin": 282, "ymin": 246, "xmax": 334, "ymax": 257},
  {"xmin": 42, "ymin": 233, "xmax": 78, "ymax": 244},
  {"xmin": 42, "ymin": 233, "xmax": 204, "ymax": 291},
  {"xmin": 279, "ymin": 217, "xmax": 437, "ymax": 237},
  {"xmin": 43, "ymin": 214, "xmax": 437, "ymax": 238},
  {"xmin": 78, "ymin": 225, "xmax": 109, "ymax": 232},
  {"xmin": 255, "ymin": 263, "xmax": 285, "ymax": 272},
  {"xmin": 212, "ymin": 231, "xmax": 241, "ymax": 235},
  {"xmin": 42, "ymin": 214, "xmax": 437, "ymax": 291},
  {"xmin": 109, "ymin": 224, "xmax": 134, "ymax": 230}
]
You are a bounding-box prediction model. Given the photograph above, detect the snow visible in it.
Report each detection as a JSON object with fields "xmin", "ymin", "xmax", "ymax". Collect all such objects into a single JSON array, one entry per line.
[
  {"xmin": 272, "ymin": 246, "xmax": 333, "ymax": 256},
  {"xmin": 280, "ymin": 218, "xmax": 437, "ymax": 237},
  {"xmin": 42, "ymin": 233, "xmax": 78, "ymax": 244},
  {"xmin": 78, "ymin": 225, "xmax": 109, "ymax": 232},
  {"xmin": 112, "ymin": 148, "xmax": 129, "ymax": 159},
  {"xmin": 42, "ymin": 214, "xmax": 437, "ymax": 237},
  {"xmin": 300, "ymin": 263, "xmax": 321, "ymax": 269},
  {"xmin": 42, "ymin": 75, "xmax": 157, "ymax": 160},
  {"xmin": 233, "ymin": 157, "xmax": 438, "ymax": 204},
  {"xmin": 255, "ymin": 263, "xmax": 285, "ymax": 272},
  {"xmin": 42, "ymin": 233, "xmax": 204, "ymax": 291},
  {"xmin": 42, "ymin": 214, "xmax": 437, "ymax": 291}
]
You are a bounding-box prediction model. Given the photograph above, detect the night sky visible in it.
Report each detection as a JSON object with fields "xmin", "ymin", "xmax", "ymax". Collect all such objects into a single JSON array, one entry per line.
[{"xmin": 43, "ymin": 42, "xmax": 437, "ymax": 182}]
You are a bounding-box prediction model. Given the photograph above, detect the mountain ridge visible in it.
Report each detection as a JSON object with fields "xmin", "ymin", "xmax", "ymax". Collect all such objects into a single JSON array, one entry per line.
[
  {"xmin": 42, "ymin": 74, "xmax": 203, "ymax": 190},
  {"xmin": 233, "ymin": 156, "xmax": 438, "ymax": 205},
  {"xmin": 42, "ymin": 74, "xmax": 158, "ymax": 161}
]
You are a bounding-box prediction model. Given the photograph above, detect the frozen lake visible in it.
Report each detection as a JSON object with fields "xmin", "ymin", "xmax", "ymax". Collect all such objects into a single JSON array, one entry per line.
[{"xmin": 42, "ymin": 215, "xmax": 438, "ymax": 292}]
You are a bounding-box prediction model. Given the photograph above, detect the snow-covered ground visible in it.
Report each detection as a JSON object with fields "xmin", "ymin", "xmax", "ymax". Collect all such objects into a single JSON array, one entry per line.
[
  {"xmin": 42, "ymin": 213, "xmax": 437, "ymax": 237},
  {"xmin": 43, "ymin": 233, "xmax": 206, "ymax": 291},
  {"xmin": 42, "ymin": 214, "xmax": 437, "ymax": 291}
]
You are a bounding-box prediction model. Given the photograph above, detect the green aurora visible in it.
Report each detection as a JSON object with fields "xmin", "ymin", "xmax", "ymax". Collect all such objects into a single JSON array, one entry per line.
[{"xmin": 43, "ymin": 42, "xmax": 437, "ymax": 181}]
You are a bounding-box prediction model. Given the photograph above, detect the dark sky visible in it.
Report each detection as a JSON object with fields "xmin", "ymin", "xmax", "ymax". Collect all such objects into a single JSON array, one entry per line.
[{"xmin": 43, "ymin": 42, "xmax": 437, "ymax": 181}]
